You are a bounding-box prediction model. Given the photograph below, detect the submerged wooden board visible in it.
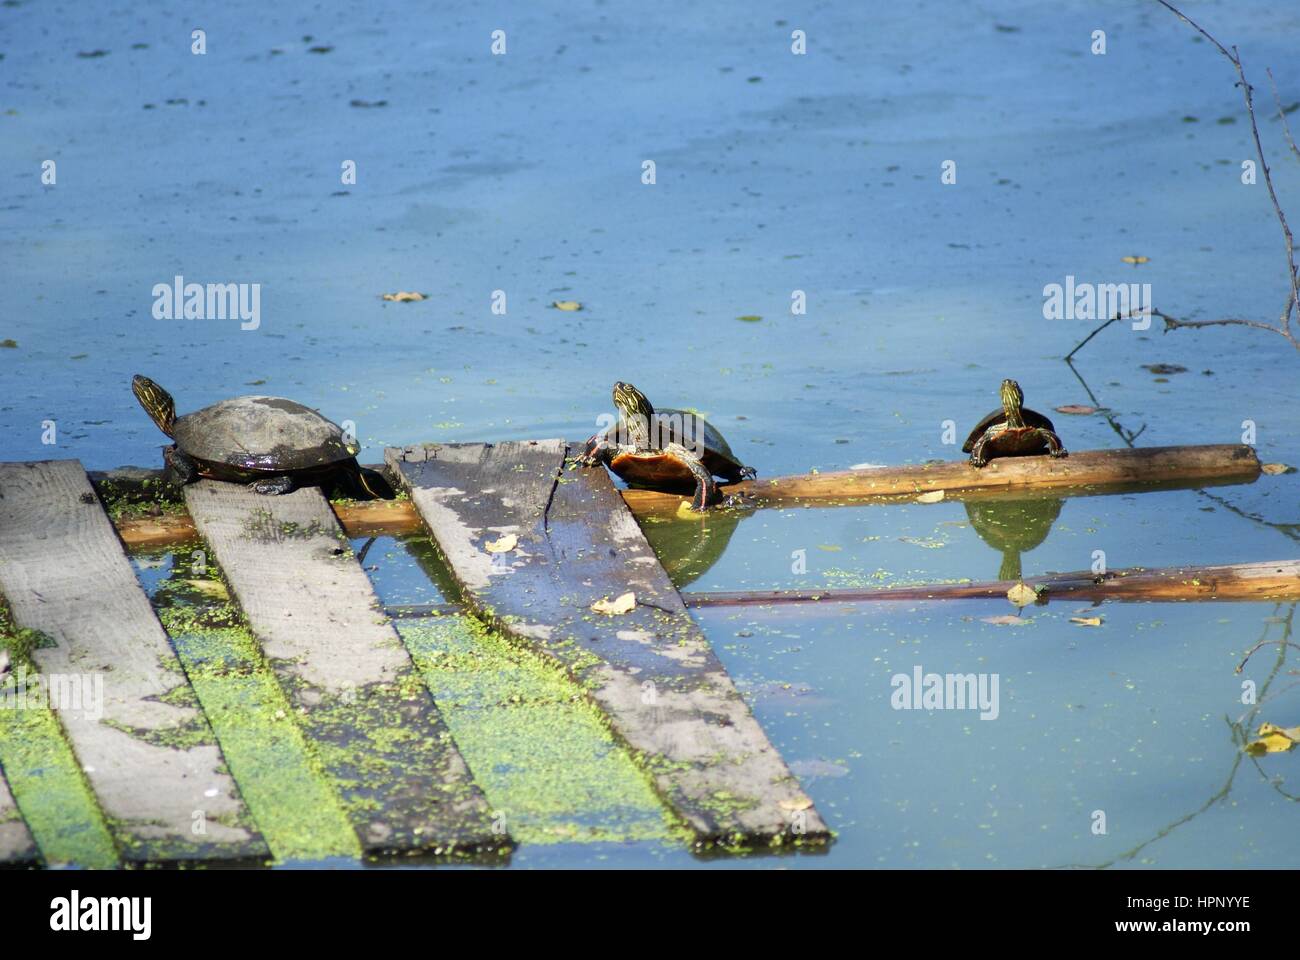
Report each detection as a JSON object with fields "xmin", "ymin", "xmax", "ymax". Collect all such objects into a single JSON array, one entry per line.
[
  {"xmin": 182, "ymin": 480, "xmax": 504, "ymax": 858},
  {"xmin": 0, "ymin": 771, "xmax": 37, "ymax": 866},
  {"xmin": 387, "ymin": 440, "xmax": 830, "ymax": 848},
  {"xmin": 0, "ymin": 461, "xmax": 266, "ymax": 864}
]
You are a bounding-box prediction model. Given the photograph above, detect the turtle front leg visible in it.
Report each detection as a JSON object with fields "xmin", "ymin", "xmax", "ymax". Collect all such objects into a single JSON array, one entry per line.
[
  {"xmin": 162, "ymin": 445, "xmax": 199, "ymax": 486},
  {"xmin": 669, "ymin": 444, "xmax": 721, "ymax": 511},
  {"xmin": 968, "ymin": 433, "xmax": 991, "ymax": 468},
  {"xmin": 1041, "ymin": 430, "xmax": 1068, "ymax": 459},
  {"xmin": 577, "ymin": 435, "xmax": 616, "ymax": 468},
  {"xmin": 250, "ymin": 475, "xmax": 297, "ymax": 496}
]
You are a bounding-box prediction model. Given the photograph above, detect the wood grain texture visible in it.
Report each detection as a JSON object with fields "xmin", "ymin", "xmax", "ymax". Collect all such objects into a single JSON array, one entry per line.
[
  {"xmin": 0, "ymin": 461, "xmax": 266, "ymax": 864},
  {"xmin": 388, "ymin": 441, "xmax": 830, "ymax": 849},
  {"xmin": 0, "ymin": 771, "xmax": 37, "ymax": 866},
  {"xmin": 182, "ymin": 480, "xmax": 504, "ymax": 857}
]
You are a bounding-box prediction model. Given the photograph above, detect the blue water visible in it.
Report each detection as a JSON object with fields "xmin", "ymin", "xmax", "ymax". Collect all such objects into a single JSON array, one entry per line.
[{"xmin": 4, "ymin": 0, "xmax": 1300, "ymax": 867}]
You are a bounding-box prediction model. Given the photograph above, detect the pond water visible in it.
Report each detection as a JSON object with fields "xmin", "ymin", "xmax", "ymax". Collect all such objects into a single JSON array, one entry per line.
[{"xmin": 4, "ymin": 0, "xmax": 1299, "ymax": 867}]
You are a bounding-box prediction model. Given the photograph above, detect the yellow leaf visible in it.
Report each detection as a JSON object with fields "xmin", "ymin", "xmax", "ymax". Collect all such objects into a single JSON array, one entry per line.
[
  {"xmin": 1262, "ymin": 462, "xmax": 1296, "ymax": 475},
  {"xmin": 1006, "ymin": 582, "xmax": 1038, "ymax": 606},
  {"xmin": 1245, "ymin": 722, "xmax": 1300, "ymax": 755},
  {"xmin": 484, "ymin": 533, "xmax": 518, "ymax": 554},
  {"xmin": 552, "ymin": 300, "xmax": 583, "ymax": 311},
  {"xmin": 1120, "ymin": 255, "xmax": 1149, "ymax": 265},
  {"xmin": 591, "ymin": 592, "xmax": 636, "ymax": 615},
  {"xmin": 1071, "ymin": 616, "xmax": 1103, "ymax": 627},
  {"xmin": 182, "ymin": 579, "xmax": 228, "ymax": 599},
  {"xmin": 915, "ymin": 490, "xmax": 945, "ymax": 504},
  {"xmin": 778, "ymin": 797, "xmax": 812, "ymax": 811},
  {"xmin": 816, "ymin": 544, "xmax": 842, "ymax": 552},
  {"xmin": 381, "ymin": 291, "xmax": 426, "ymax": 302}
]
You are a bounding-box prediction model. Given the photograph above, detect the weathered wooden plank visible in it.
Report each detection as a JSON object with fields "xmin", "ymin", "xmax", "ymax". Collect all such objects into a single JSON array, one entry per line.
[
  {"xmin": 182, "ymin": 480, "xmax": 505, "ymax": 858},
  {"xmin": 387, "ymin": 440, "xmax": 830, "ymax": 849},
  {"xmin": 0, "ymin": 461, "xmax": 266, "ymax": 864},
  {"xmin": 0, "ymin": 770, "xmax": 37, "ymax": 866}
]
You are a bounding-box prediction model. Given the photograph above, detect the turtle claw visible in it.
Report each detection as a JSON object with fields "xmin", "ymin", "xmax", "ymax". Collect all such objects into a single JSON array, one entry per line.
[
  {"xmin": 738, "ymin": 465, "xmax": 758, "ymax": 481},
  {"xmin": 1049, "ymin": 447, "xmax": 1069, "ymax": 459},
  {"xmin": 969, "ymin": 457, "xmax": 988, "ymax": 469},
  {"xmin": 250, "ymin": 475, "xmax": 296, "ymax": 496}
]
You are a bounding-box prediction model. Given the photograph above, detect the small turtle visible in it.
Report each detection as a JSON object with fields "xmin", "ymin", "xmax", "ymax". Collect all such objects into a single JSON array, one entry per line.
[
  {"xmin": 579, "ymin": 381, "xmax": 756, "ymax": 511},
  {"xmin": 131, "ymin": 374, "xmax": 392, "ymax": 498},
  {"xmin": 963, "ymin": 378, "xmax": 1068, "ymax": 468}
]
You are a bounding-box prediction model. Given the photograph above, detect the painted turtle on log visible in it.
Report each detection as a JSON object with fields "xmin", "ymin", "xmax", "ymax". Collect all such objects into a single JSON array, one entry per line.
[
  {"xmin": 579, "ymin": 382, "xmax": 756, "ymax": 511},
  {"xmin": 962, "ymin": 379, "xmax": 1068, "ymax": 468},
  {"xmin": 131, "ymin": 374, "xmax": 392, "ymax": 498}
]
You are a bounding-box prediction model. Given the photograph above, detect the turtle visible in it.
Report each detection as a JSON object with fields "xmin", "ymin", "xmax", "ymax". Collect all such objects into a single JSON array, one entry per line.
[
  {"xmin": 962, "ymin": 379, "xmax": 1068, "ymax": 468},
  {"xmin": 131, "ymin": 374, "xmax": 392, "ymax": 498},
  {"xmin": 578, "ymin": 381, "xmax": 756, "ymax": 511}
]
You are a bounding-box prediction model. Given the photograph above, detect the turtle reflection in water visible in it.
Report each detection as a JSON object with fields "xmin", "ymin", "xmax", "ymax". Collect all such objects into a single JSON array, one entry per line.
[
  {"xmin": 964, "ymin": 496, "xmax": 1064, "ymax": 582},
  {"xmin": 131, "ymin": 374, "xmax": 392, "ymax": 499}
]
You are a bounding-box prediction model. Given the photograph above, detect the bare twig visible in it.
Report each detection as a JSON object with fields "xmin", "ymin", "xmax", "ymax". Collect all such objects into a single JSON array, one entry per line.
[
  {"xmin": 1268, "ymin": 68, "xmax": 1300, "ymax": 162},
  {"xmin": 1154, "ymin": 0, "xmax": 1300, "ymax": 352}
]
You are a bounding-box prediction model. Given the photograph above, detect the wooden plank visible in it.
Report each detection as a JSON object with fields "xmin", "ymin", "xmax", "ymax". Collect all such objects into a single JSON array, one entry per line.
[
  {"xmin": 685, "ymin": 559, "xmax": 1300, "ymax": 608},
  {"xmin": 0, "ymin": 461, "xmax": 267, "ymax": 864},
  {"xmin": 94, "ymin": 443, "xmax": 1267, "ymax": 549},
  {"xmin": 182, "ymin": 480, "xmax": 505, "ymax": 858},
  {"xmin": 0, "ymin": 771, "xmax": 37, "ymax": 866},
  {"xmin": 387, "ymin": 440, "xmax": 830, "ymax": 849}
]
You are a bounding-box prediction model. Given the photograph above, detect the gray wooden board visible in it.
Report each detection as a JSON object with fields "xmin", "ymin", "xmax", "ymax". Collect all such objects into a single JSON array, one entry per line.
[
  {"xmin": 182, "ymin": 480, "xmax": 504, "ymax": 857},
  {"xmin": 0, "ymin": 460, "xmax": 266, "ymax": 864},
  {"xmin": 387, "ymin": 440, "xmax": 830, "ymax": 847},
  {"xmin": 0, "ymin": 770, "xmax": 37, "ymax": 866}
]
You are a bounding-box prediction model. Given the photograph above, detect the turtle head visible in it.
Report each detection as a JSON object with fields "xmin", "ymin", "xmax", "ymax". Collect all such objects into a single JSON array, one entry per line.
[
  {"xmin": 1000, "ymin": 378, "xmax": 1025, "ymax": 427},
  {"xmin": 612, "ymin": 381, "xmax": 654, "ymax": 449},
  {"xmin": 132, "ymin": 375, "xmax": 177, "ymax": 437}
]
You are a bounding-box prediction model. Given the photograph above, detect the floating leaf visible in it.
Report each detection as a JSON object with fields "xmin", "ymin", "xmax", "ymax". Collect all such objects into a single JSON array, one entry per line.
[
  {"xmin": 1262, "ymin": 463, "xmax": 1296, "ymax": 475},
  {"xmin": 736, "ymin": 315, "xmax": 763, "ymax": 323},
  {"xmin": 381, "ymin": 291, "xmax": 426, "ymax": 302},
  {"xmin": 484, "ymin": 533, "xmax": 518, "ymax": 554},
  {"xmin": 552, "ymin": 300, "xmax": 583, "ymax": 311},
  {"xmin": 0, "ymin": 339, "xmax": 16, "ymax": 349},
  {"xmin": 1244, "ymin": 722, "xmax": 1300, "ymax": 756},
  {"xmin": 778, "ymin": 796, "xmax": 813, "ymax": 812},
  {"xmin": 1006, "ymin": 582, "xmax": 1038, "ymax": 606},
  {"xmin": 982, "ymin": 614, "xmax": 1028, "ymax": 626},
  {"xmin": 1120, "ymin": 255, "xmax": 1150, "ymax": 265},
  {"xmin": 591, "ymin": 591, "xmax": 636, "ymax": 615},
  {"xmin": 1141, "ymin": 363, "xmax": 1187, "ymax": 375},
  {"xmin": 1071, "ymin": 616, "xmax": 1103, "ymax": 627},
  {"xmin": 816, "ymin": 544, "xmax": 842, "ymax": 552},
  {"xmin": 182, "ymin": 579, "xmax": 229, "ymax": 599},
  {"xmin": 1054, "ymin": 404, "xmax": 1098, "ymax": 415},
  {"xmin": 915, "ymin": 490, "xmax": 945, "ymax": 504}
]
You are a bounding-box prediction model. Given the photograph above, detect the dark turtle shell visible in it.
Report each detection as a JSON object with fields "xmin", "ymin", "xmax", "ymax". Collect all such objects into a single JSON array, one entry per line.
[
  {"xmin": 173, "ymin": 396, "xmax": 359, "ymax": 475},
  {"xmin": 961, "ymin": 405, "xmax": 1058, "ymax": 453},
  {"xmin": 600, "ymin": 407, "xmax": 749, "ymax": 486}
]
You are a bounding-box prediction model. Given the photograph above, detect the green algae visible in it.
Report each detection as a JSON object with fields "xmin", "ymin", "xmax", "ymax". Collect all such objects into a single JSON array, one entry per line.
[
  {"xmin": 0, "ymin": 605, "xmax": 117, "ymax": 867},
  {"xmin": 399, "ymin": 614, "xmax": 679, "ymax": 846},
  {"xmin": 154, "ymin": 582, "xmax": 361, "ymax": 863}
]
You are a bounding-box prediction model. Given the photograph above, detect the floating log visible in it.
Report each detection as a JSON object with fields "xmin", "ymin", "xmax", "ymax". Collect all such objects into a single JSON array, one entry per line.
[
  {"xmin": 182, "ymin": 480, "xmax": 506, "ymax": 858},
  {"xmin": 97, "ymin": 443, "xmax": 1265, "ymax": 549},
  {"xmin": 684, "ymin": 559, "xmax": 1300, "ymax": 608},
  {"xmin": 0, "ymin": 461, "xmax": 268, "ymax": 865},
  {"xmin": 387, "ymin": 440, "xmax": 829, "ymax": 849},
  {"xmin": 0, "ymin": 773, "xmax": 37, "ymax": 867},
  {"xmin": 621, "ymin": 443, "xmax": 1262, "ymax": 514}
]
